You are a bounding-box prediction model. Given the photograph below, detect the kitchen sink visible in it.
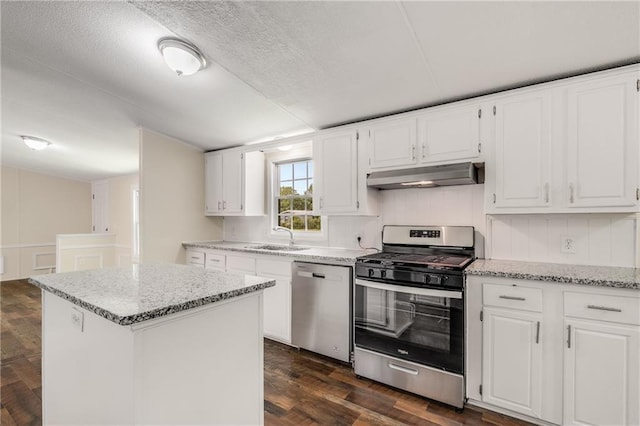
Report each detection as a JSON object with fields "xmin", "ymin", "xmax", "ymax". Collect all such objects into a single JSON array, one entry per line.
[{"xmin": 246, "ymin": 244, "xmax": 308, "ymax": 251}]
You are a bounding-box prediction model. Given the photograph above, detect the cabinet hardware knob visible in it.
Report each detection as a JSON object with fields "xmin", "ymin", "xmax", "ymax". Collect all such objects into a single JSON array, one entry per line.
[{"xmin": 493, "ymin": 193, "xmax": 496, "ymax": 204}]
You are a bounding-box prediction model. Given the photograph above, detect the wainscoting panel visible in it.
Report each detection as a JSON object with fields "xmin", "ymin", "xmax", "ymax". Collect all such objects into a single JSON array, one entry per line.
[{"xmin": 487, "ymin": 214, "xmax": 638, "ymax": 267}]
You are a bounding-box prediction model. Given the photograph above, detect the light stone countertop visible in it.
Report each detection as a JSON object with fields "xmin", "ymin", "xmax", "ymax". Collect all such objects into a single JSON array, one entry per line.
[
  {"xmin": 466, "ymin": 259, "xmax": 640, "ymax": 290},
  {"xmin": 29, "ymin": 263, "xmax": 276, "ymax": 326},
  {"xmin": 182, "ymin": 240, "xmax": 375, "ymax": 264}
]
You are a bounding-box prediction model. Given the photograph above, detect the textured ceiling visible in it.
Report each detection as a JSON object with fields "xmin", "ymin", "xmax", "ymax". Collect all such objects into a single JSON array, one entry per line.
[{"xmin": 1, "ymin": 1, "xmax": 639, "ymax": 181}]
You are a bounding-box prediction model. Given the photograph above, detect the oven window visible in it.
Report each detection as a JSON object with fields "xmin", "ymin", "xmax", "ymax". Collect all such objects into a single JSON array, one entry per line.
[{"xmin": 354, "ymin": 283, "xmax": 464, "ymax": 374}]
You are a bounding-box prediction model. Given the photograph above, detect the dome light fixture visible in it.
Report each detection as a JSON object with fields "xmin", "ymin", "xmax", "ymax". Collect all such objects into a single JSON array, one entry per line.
[
  {"xmin": 158, "ymin": 38, "xmax": 206, "ymax": 76},
  {"xmin": 21, "ymin": 135, "xmax": 51, "ymax": 151}
]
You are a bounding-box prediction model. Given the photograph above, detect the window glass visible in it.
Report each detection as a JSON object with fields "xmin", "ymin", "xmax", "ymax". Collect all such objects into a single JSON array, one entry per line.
[{"xmin": 275, "ymin": 159, "xmax": 320, "ymax": 232}]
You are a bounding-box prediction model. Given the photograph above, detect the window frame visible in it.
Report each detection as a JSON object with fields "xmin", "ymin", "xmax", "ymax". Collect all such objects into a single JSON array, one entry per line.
[{"xmin": 267, "ymin": 145, "xmax": 327, "ymax": 241}]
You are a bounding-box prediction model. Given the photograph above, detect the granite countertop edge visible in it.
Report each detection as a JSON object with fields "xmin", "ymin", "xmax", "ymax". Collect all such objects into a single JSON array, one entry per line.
[
  {"xmin": 29, "ymin": 277, "xmax": 276, "ymax": 326},
  {"xmin": 182, "ymin": 240, "xmax": 367, "ymax": 263},
  {"xmin": 465, "ymin": 260, "xmax": 639, "ymax": 290}
]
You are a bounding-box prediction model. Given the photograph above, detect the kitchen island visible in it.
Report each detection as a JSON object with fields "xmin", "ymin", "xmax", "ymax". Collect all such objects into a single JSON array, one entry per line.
[{"xmin": 29, "ymin": 263, "xmax": 275, "ymax": 425}]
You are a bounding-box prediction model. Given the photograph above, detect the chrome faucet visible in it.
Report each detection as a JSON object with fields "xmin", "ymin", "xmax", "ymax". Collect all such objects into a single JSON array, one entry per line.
[{"xmin": 273, "ymin": 227, "xmax": 295, "ymax": 246}]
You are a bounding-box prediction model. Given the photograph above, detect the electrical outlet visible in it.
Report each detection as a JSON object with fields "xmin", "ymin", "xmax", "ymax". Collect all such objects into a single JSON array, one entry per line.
[
  {"xmin": 71, "ymin": 308, "xmax": 84, "ymax": 332},
  {"xmin": 561, "ymin": 236, "xmax": 576, "ymax": 254}
]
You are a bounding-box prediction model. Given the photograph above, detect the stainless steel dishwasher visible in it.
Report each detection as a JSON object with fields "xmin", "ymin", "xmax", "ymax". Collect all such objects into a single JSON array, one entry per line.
[{"xmin": 291, "ymin": 262, "xmax": 352, "ymax": 362}]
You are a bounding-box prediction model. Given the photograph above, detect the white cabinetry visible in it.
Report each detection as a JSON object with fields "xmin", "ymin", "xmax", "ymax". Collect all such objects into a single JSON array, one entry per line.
[
  {"xmin": 481, "ymin": 284, "xmax": 543, "ymax": 419},
  {"xmin": 487, "ymin": 66, "xmax": 639, "ymax": 213},
  {"xmin": 91, "ymin": 180, "xmax": 110, "ymax": 232},
  {"xmin": 492, "ymin": 90, "xmax": 552, "ymax": 209},
  {"xmin": 256, "ymin": 258, "xmax": 293, "ymax": 344},
  {"xmin": 467, "ymin": 274, "xmax": 640, "ymax": 425},
  {"xmin": 368, "ymin": 117, "xmax": 417, "ymax": 169},
  {"xmin": 566, "ymin": 73, "xmax": 639, "ymax": 209},
  {"xmin": 204, "ymin": 149, "xmax": 264, "ymax": 216},
  {"xmin": 312, "ymin": 129, "xmax": 378, "ymax": 215},
  {"xmin": 417, "ymin": 102, "xmax": 482, "ymax": 164},
  {"xmin": 564, "ymin": 292, "xmax": 640, "ymax": 426},
  {"xmin": 367, "ymin": 103, "xmax": 483, "ymax": 172}
]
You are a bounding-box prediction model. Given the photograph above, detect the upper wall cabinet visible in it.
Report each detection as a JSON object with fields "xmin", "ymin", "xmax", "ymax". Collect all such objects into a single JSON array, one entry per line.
[
  {"xmin": 368, "ymin": 117, "xmax": 418, "ymax": 170},
  {"xmin": 566, "ymin": 73, "xmax": 639, "ymax": 209},
  {"xmin": 417, "ymin": 102, "xmax": 483, "ymax": 164},
  {"xmin": 367, "ymin": 101, "xmax": 483, "ymax": 172},
  {"xmin": 487, "ymin": 66, "xmax": 639, "ymax": 214},
  {"xmin": 493, "ymin": 89, "xmax": 552, "ymax": 209},
  {"xmin": 313, "ymin": 129, "xmax": 378, "ymax": 216},
  {"xmin": 204, "ymin": 149, "xmax": 264, "ymax": 216}
]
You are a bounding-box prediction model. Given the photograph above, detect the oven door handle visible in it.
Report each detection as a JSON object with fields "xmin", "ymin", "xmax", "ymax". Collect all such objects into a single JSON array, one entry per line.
[{"xmin": 355, "ymin": 278, "xmax": 462, "ymax": 300}]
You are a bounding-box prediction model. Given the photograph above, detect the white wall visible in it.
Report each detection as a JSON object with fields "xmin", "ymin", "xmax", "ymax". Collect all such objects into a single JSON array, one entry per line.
[
  {"xmin": 139, "ymin": 129, "xmax": 222, "ymax": 263},
  {"xmin": 1, "ymin": 166, "xmax": 92, "ymax": 280}
]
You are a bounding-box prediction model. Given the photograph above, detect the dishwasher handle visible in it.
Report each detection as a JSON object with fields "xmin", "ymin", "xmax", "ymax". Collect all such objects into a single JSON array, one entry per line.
[{"xmin": 296, "ymin": 270, "xmax": 326, "ymax": 279}]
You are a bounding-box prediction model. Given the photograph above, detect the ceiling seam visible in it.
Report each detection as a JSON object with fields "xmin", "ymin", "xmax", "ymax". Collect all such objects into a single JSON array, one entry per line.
[{"xmin": 395, "ymin": 1, "xmax": 443, "ymax": 102}]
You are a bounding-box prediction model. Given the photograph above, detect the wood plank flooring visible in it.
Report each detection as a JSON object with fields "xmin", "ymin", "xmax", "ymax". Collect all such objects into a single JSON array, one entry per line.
[{"xmin": 1, "ymin": 279, "xmax": 532, "ymax": 426}]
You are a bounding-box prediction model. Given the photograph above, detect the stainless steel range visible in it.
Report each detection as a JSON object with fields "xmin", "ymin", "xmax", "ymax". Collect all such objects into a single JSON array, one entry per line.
[{"xmin": 353, "ymin": 225, "xmax": 475, "ymax": 409}]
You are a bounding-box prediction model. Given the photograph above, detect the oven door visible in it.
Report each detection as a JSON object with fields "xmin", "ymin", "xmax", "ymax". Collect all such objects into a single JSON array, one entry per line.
[{"xmin": 354, "ymin": 278, "xmax": 463, "ymax": 374}]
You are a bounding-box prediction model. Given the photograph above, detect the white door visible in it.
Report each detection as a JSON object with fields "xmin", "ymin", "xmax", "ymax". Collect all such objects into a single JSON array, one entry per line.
[
  {"xmin": 566, "ymin": 73, "xmax": 639, "ymax": 208},
  {"xmin": 368, "ymin": 118, "xmax": 417, "ymax": 170},
  {"xmin": 493, "ymin": 91, "xmax": 552, "ymax": 208},
  {"xmin": 204, "ymin": 153, "xmax": 223, "ymax": 214},
  {"xmin": 564, "ymin": 319, "xmax": 640, "ymax": 426},
  {"xmin": 221, "ymin": 151, "xmax": 243, "ymax": 214},
  {"xmin": 91, "ymin": 181, "xmax": 109, "ymax": 232},
  {"xmin": 313, "ymin": 130, "xmax": 359, "ymax": 214},
  {"xmin": 482, "ymin": 307, "xmax": 542, "ymax": 419},
  {"xmin": 418, "ymin": 103, "xmax": 481, "ymax": 163}
]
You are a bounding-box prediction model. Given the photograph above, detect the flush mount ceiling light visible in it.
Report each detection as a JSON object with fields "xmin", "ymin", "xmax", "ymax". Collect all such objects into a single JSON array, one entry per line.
[
  {"xmin": 158, "ymin": 38, "xmax": 206, "ymax": 76},
  {"xmin": 21, "ymin": 136, "xmax": 51, "ymax": 151}
]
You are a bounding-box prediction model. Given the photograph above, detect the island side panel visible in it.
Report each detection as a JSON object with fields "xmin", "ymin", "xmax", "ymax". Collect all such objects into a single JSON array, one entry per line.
[
  {"xmin": 133, "ymin": 291, "xmax": 265, "ymax": 425},
  {"xmin": 42, "ymin": 291, "xmax": 135, "ymax": 425}
]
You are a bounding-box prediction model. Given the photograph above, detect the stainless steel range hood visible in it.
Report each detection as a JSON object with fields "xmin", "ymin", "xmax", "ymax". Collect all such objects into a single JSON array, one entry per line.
[{"xmin": 367, "ymin": 162, "xmax": 483, "ymax": 190}]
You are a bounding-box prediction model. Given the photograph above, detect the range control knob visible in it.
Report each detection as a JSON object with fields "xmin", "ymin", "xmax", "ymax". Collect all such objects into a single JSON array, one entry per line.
[
  {"xmin": 380, "ymin": 270, "xmax": 387, "ymax": 279},
  {"xmin": 368, "ymin": 269, "xmax": 375, "ymax": 278}
]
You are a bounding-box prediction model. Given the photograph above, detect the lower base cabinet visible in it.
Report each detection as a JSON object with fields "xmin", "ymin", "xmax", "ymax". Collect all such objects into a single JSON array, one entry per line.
[
  {"xmin": 467, "ymin": 275, "xmax": 640, "ymax": 426},
  {"xmin": 482, "ymin": 307, "xmax": 542, "ymax": 419},
  {"xmin": 564, "ymin": 318, "xmax": 639, "ymax": 426}
]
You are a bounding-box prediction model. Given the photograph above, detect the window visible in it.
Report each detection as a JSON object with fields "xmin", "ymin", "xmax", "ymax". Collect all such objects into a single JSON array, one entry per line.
[{"xmin": 275, "ymin": 159, "xmax": 321, "ymax": 232}]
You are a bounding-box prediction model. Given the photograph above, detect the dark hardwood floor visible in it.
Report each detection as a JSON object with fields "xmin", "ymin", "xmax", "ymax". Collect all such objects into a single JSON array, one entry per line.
[{"xmin": 1, "ymin": 279, "xmax": 531, "ymax": 426}]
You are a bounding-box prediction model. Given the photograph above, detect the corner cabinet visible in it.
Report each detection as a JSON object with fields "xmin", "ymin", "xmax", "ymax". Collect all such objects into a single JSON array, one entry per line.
[
  {"xmin": 312, "ymin": 129, "xmax": 378, "ymax": 216},
  {"xmin": 487, "ymin": 67, "xmax": 640, "ymax": 213},
  {"xmin": 204, "ymin": 149, "xmax": 264, "ymax": 216}
]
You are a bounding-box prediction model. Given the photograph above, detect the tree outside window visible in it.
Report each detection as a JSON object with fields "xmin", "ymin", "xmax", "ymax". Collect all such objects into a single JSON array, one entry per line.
[{"xmin": 276, "ymin": 160, "xmax": 321, "ymax": 232}]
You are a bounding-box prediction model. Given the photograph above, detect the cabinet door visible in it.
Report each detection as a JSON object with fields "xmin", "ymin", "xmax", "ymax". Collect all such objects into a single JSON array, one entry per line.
[
  {"xmin": 418, "ymin": 104, "xmax": 481, "ymax": 163},
  {"xmin": 92, "ymin": 181, "xmax": 110, "ymax": 232},
  {"xmin": 564, "ymin": 319, "xmax": 640, "ymax": 426},
  {"xmin": 313, "ymin": 130, "xmax": 359, "ymax": 214},
  {"xmin": 262, "ymin": 277, "xmax": 291, "ymax": 343},
  {"xmin": 205, "ymin": 153, "xmax": 223, "ymax": 214},
  {"xmin": 566, "ymin": 74, "xmax": 639, "ymax": 208},
  {"xmin": 368, "ymin": 118, "xmax": 417, "ymax": 169},
  {"xmin": 493, "ymin": 91, "xmax": 552, "ymax": 208},
  {"xmin": 482, "ymin": 307, "xmax": 542, "ymax": 419},
  {"xmin": 221, "ymin": 151, "xmax": 243, "ymax": 214}
]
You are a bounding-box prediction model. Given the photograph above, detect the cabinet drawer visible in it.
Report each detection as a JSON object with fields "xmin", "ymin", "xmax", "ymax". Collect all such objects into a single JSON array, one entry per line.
[
  {"xmin": 186, "ymin": 250, "xmax": 205, "ymax": 265},
  {"xmin": 256, "ymin": 258, "xmax": 292, "ymax": 278},
  {"xmin": 483, "ymin": 283, "xmax": 542, "ymax": 312},
  {"xmin": 205, "ymin": 252, "xmax": 225, "ymax": 270},
  {"xmin": 564, "ymin": 291, "xmax": 640, "ymax": 325},
  {"xmin": 226, "ymin": 255, "xmax": 256, "ymax": 274}
]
